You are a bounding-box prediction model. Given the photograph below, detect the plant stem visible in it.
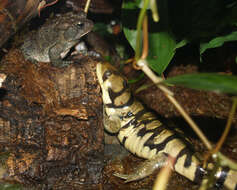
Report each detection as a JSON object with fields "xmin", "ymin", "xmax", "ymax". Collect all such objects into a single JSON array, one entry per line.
[
  {"xmin": 84, "ymin": 0, "xmax": 91, "ymax": 13},
  {"xmin": 137, "ymin": 59, "xmax": 213, "ymax": 150},
  {"xmin": 150, "ymin": 0, "xmax": 159, "ymax": 22},
  {"xmin": 135, "ymin": 0, "xmax": 149, "ymax": 61},
  {"xmin": 213, "ymin": 97, "xmax": 237, "ymax": 153},
  {"xmin": 141, "ymin": 14, "xmax": 148, "ymax": 59}
]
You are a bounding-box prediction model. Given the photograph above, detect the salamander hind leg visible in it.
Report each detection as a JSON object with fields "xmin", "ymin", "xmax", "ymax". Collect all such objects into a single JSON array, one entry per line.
[{"xmin": 114, "ymin": 154, "xmax": 168, "ymax": 183}]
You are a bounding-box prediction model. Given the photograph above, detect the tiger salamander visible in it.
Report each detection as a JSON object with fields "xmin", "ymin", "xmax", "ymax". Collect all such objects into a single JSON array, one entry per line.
[{"xmin": 96, "ymin": 62, "xmax": 237, "ymax": 190}]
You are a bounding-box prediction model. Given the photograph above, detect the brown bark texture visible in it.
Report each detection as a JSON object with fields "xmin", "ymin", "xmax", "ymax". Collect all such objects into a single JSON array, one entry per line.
[
  {"xmin": 0, "ymin": 49, "xmax": 104, "ymax": 188},
  {"xmin": 0, "ymin": 0, "xmax": 41, "ymax": 47},
  {"xmin": 0, "ymin": 0, "xmax": 60, "ymax": 48}
]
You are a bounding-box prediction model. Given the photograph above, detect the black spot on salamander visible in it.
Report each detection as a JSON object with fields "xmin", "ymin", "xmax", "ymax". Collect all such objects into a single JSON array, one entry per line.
[
  {"xmin": 215, "ymin": 167, "xmax": 230, "ymax": 189},
  {"xmin": 121, "ymin": 136, "xmax": 127, "ymax": 145},
  {"xmin": 193, "ymin": 166, "xmax": 206, "ymax": 183},
  {"xmin": 133, "ymin": 109, "xmax": 147, "ymax": 122},
  {"xmin": 106, "ymin": 80, "xmax": 130, "ymax": 105},
  {"xmin": 102, "ymin": 69, "xmax": 123, "ymax": 82},
  {"xmin": 106, "ymin": 93, "xmax": 135, "ymax": 108},
  {"xmin": 146, "ymin": 134, "xmax": 178, "ymax": 152},
  {"xmin": 137, "ymin": 123, "xmax": 166, "ymax": 138},
  {"xmin": 120, "ymin": 109, "xmax": 147, "ymax": 129},
  {"xmin": 174, "ymin": 147, "xmax": 194, "ymax": 168},
  {"xmin": 120, "ymin": 117, "xmax": 137, "ymax": 130},
  {"xmin": 125, "ymin": 111, "xmax": 133, "ymax": 118},
  {"xmin": 102, "ymin": 70, "xmax": 112, "ymax": 81}
]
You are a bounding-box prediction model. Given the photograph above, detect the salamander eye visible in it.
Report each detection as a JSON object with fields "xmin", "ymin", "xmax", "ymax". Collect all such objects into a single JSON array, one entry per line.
[
  {"xmin": 103, "ymin": 70, "xmax": 112, "ymax": 81},
  {"xmin": 77, "ymin": 22, "xmax": 84, "ymax": 28},
  {"xmin": 125, "ymin": 111, "xmax": 133, "ymax": 118}
]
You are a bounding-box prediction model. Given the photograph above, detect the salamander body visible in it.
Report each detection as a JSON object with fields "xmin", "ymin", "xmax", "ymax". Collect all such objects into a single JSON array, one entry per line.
[{"xmin": 96, "ymin": 62, "xmax": 237, "ymax": 190}]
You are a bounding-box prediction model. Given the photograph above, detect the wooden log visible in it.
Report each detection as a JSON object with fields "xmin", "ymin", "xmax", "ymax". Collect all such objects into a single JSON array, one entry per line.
[
  {"xmin": 0, "ymin": 49, "xmax": 104, "ymax": 187},
  {"xmin": 0, "ymin": 0, "xmax": 59, "ymax": 48}
]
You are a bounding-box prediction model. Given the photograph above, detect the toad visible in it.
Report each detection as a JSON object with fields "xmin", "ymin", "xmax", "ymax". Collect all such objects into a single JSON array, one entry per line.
[{"xmin": 21, "ymin": 12, "xmax": 93, "ymax": 67}]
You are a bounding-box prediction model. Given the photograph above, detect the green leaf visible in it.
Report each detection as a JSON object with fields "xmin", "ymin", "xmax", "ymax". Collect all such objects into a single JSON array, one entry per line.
[
  {"xmin": 147, "ymin": 32, "xmax": 176, "ymax": 74},
  {"xmin": 175, "ymin": 39, "xmax": 189, "ymax": 49},
  {"xmin": 200, "ymin": 31, "xmax": 237, "ymax": 55},
  {"xmin": 122, "ymin": 0, "xmax": 181, "ymax": 75},
  {"xmin": 123, "ymin": 27, "xmax": 137, "ymax": 50},
  {"xmin": 124, "ymin": 27, "xmax": 178, "ymax": 74},
  {"xmin": 163, "ymin": 73, "xmax": 237, "ymax": 94},
  {"xmin": 122, "ymin": 3, "xmax": 180, "ymax": 75},
  {"xmin": 122, "ymin": 0, "xmax": 141, "ymax": 9}
]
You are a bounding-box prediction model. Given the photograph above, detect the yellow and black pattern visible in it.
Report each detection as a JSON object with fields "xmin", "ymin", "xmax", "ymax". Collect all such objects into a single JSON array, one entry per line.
[{"xmin": 96, "ymin": 62, "xmax": 237, "ymax": 190}]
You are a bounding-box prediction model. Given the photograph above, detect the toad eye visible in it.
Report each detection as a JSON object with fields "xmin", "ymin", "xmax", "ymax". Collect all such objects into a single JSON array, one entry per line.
[
  {"xmin": 76, "ymin": 22, "xmax": 85, "ymax": 28},
  {"xmin": 102, "ymin": 70, "xmax": 112, "ymax": 81}
]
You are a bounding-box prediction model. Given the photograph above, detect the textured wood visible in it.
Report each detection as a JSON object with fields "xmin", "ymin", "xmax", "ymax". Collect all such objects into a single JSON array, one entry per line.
[
  {"xmin": 0, "ymin": 0, "xmax": 40, "ymax": 47},
  {"xmin": 0, "ymin": 49, "xmax": 104, "ymax": 188},
  {"xmin": 0, "ymin": 0, "xmax": 60, "ymax": 48}
]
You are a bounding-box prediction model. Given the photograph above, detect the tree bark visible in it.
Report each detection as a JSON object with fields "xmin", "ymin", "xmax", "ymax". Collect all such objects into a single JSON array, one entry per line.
[{"xmin": 0, "ymin": 0, "xmax": 48, "ymax": 47}]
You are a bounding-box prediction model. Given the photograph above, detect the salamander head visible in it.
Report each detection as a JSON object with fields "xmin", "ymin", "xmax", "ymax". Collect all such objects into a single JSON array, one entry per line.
[{"xmin": 96, "ymin": 62, "xmax": 131, "ymax": 108}]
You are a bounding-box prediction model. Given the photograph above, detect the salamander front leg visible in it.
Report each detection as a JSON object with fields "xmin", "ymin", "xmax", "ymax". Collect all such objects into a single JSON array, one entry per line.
[
  {"xmin": 114, "ymin": 153, "xmax": 168, "ymax": 183},
  {"xmin": 103, "ymin": 106, "xmax": 121, "ymax": 134}
]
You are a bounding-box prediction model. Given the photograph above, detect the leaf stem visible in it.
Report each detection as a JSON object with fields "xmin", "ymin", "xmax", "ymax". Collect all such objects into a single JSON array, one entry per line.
[
  {"xmin": 141, "ymin": 14, "xmax": 149, "ymax": 59},
  {"xmin": 135, "ymin": 0, "xmax": 149, "ymax": 61},
  {"xmin": 150, "ymin": 0, "xmax": 159, "ymax": 22},
  {"xmin": 213, "ymin": 97, "xmax": 237, "ymax": 153},
  {"xmin": 204, "ymin": 97, "xmax": 237, "ymax": 167},
  {"xmin": 133, "ymin": 13, "xmax": 149, "ymax": 70},
  {"xmin": 84, "ymin": 0, "xmax": 91, "ymax": 13},
  {"xmin": 137, "ymin": 59, "xmax": 213, "ymax": 150}
]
